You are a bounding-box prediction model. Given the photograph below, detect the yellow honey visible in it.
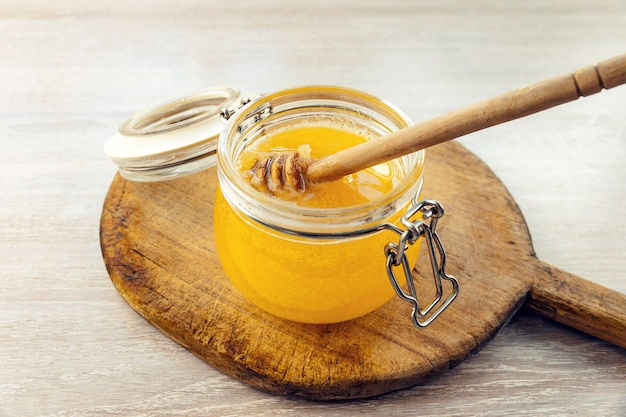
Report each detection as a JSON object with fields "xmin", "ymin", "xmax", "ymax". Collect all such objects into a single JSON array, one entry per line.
[{"xmin": 214, "ymin": 122, "xmax": 420, "ymax": 323}]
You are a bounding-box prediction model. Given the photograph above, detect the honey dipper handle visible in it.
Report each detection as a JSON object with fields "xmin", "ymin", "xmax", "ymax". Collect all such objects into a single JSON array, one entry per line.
[{"xmin": 307, "ymin": 53, "xmax": 626, "ymax": 182}]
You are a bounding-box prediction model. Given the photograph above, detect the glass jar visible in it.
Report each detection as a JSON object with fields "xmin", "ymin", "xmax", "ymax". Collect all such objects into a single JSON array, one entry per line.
[
  {"xmin": 105, "ymin": 85, "xmax": 458, "ymax": 327},
  {"xmin": 216, "ymin": 86, "xmax": 424, "ymax": 324}
]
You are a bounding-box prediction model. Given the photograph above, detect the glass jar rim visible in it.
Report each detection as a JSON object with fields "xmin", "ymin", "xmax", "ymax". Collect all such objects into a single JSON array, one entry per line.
[{"xmin": 217, "ymin": 85, "xmax": 425, "ymax": 237}]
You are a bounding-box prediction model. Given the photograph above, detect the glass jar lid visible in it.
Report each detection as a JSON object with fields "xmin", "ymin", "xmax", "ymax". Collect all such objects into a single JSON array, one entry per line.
[{"xmin": 104, "ymin": 86, "xmax": 254, "ymax": 182}]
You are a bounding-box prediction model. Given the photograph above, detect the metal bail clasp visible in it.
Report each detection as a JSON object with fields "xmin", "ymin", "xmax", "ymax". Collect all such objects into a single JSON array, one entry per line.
[{"xmin": 384, "ymin": 200, "xmax": 459, "ymax": 328}]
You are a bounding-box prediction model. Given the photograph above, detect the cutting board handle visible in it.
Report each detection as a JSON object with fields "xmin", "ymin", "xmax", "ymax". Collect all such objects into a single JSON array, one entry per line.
[{"xmin": 527, "ymin": 260, "xmax": 626, "ymax": 348}]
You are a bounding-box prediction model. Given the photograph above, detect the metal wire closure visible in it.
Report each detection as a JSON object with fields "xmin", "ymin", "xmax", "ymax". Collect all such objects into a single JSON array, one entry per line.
[{"xmin": 384, "ymin": 200, "xmax": 459, "ymax": 328}]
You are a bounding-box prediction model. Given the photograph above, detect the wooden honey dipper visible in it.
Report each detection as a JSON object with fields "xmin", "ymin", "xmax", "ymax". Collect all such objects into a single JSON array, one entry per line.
[{"xmin": 249, "ymin": 54, "xmax": 626, "ymax": 193}]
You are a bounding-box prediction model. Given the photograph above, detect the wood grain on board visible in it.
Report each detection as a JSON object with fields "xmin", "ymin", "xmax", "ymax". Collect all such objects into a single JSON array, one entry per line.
[{"xmin": 100, "ymin": 141, "xmax": 626, "ymax": 400}]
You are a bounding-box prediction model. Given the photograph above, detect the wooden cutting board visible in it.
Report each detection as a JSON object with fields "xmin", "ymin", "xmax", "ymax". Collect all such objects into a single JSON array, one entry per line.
[{"xmin": 99, "ymin": 141, "xmax": 626, "ymax": 400}]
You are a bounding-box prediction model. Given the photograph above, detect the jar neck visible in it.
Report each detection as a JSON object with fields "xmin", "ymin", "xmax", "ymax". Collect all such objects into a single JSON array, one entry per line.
[{"xmin": 217, "ymin": 85, "xmax": 424, "ymax": 237}]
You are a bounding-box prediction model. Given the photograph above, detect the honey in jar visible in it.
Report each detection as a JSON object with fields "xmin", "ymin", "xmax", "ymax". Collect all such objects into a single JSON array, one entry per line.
[{"xmin": 215, "ymin": 86, "xmax": 425, "ymax": 324}]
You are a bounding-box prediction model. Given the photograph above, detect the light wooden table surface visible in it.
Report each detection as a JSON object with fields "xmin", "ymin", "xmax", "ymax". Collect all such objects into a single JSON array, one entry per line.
[{"xmin": 2, "ymin": 1, "xmax": 625, "ymax": 415}]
